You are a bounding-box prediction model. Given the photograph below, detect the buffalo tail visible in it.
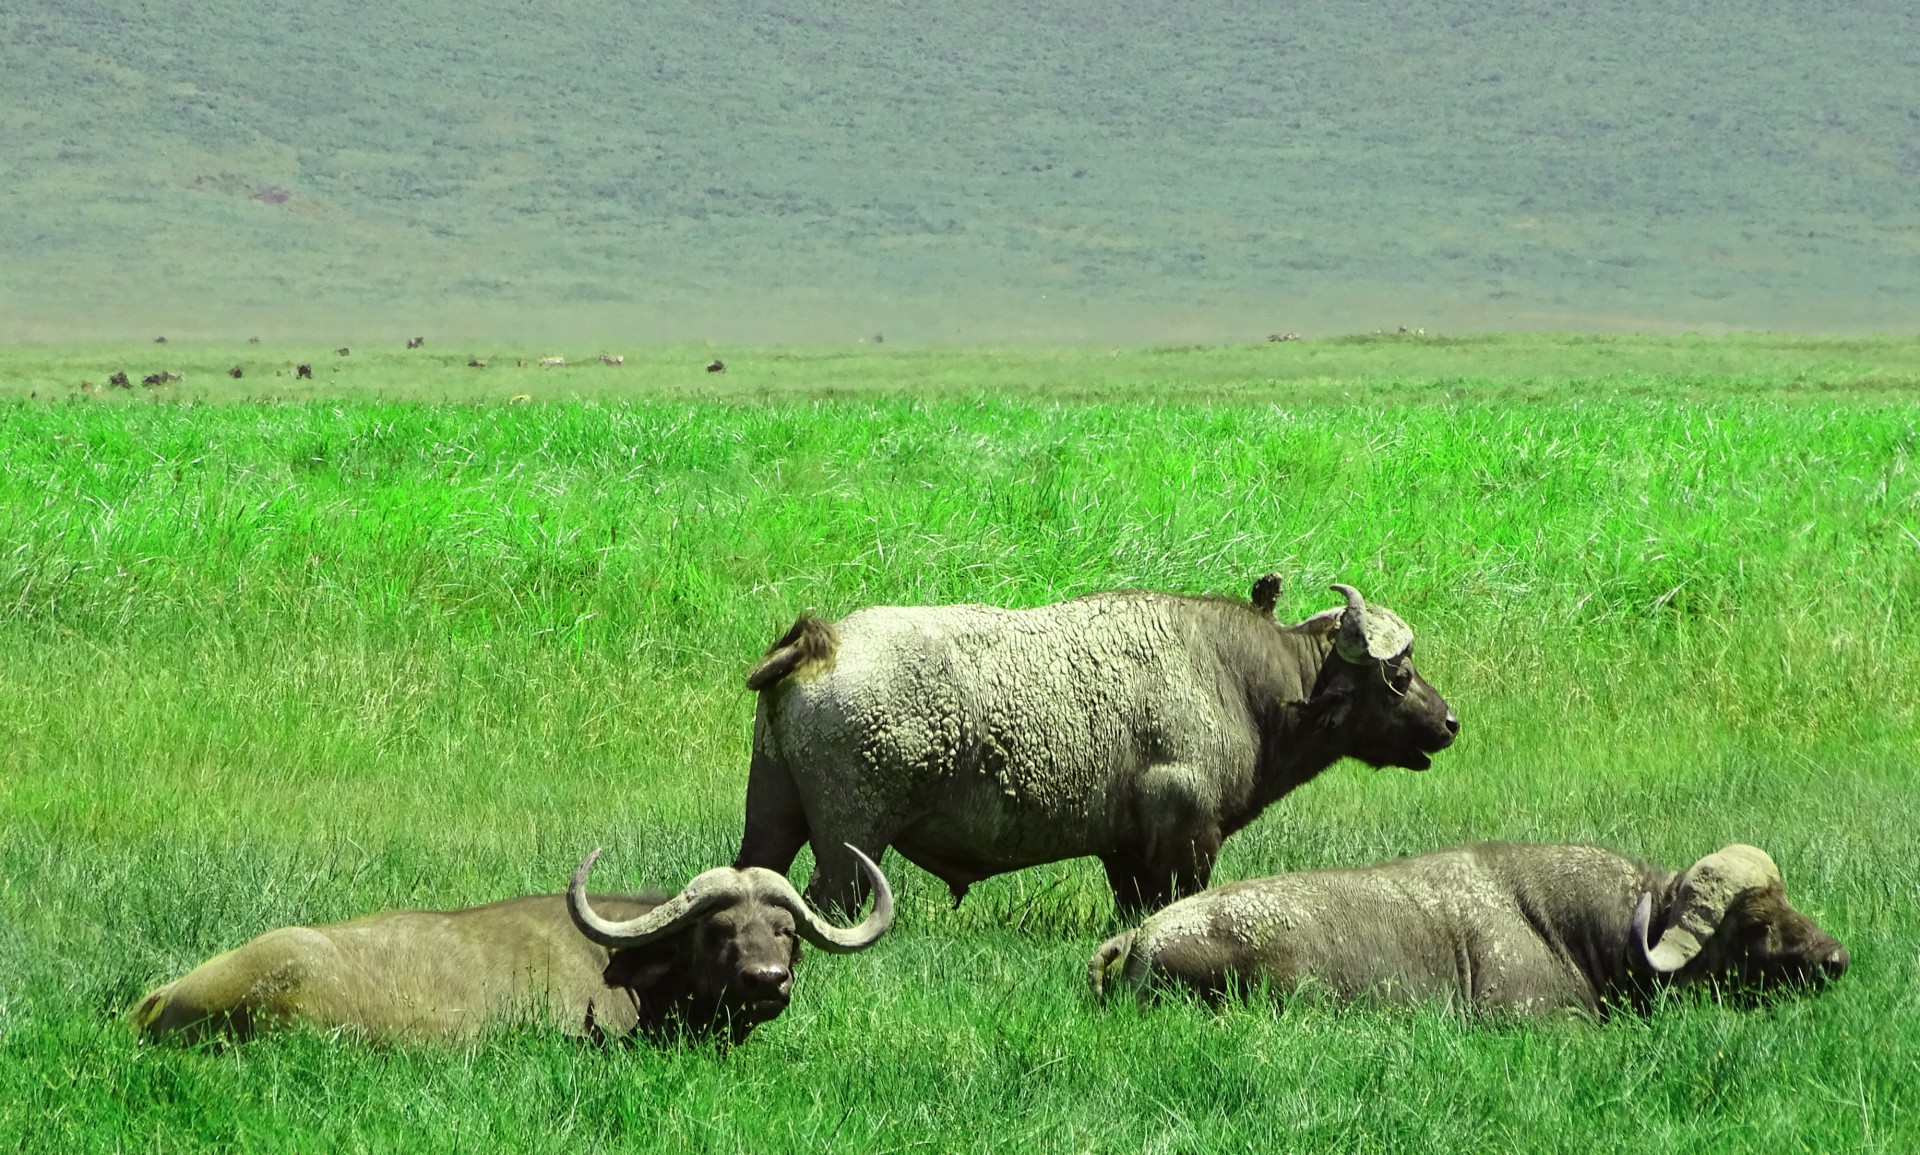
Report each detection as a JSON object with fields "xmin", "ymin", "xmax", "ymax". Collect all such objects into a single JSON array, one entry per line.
[{"xmin": 744, "ymin": 615, "xmax": 839, "ymax": 691}]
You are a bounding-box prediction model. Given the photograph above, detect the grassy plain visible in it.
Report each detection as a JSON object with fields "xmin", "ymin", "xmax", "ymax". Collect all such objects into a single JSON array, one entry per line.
[
  {"xmin": 6, "ymin": 0, "xmax": 1920, "ymax": 339},
  {"xmin": 2, "ymin": 337, "xmax": 1918, "ymax": 1151},
  {"xmin": 9, "ymin": 331, "xmax": 1920, "ymax": 405}
]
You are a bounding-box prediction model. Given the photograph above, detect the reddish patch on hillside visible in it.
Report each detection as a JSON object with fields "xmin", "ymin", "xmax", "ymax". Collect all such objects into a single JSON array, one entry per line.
[{"xmin": 252, "ymin": 186, "xmax": 290, "ymax": 205}]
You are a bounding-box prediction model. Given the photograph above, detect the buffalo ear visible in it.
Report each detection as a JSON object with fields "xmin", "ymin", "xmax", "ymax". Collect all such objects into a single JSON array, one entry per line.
[
  {"xmin": 603, "ymin": 942, "xmax": 678, "ymax": 993},
  {"xmin": 1250, "ymin": 573, "xmax": 1282, "ymax": 618}
]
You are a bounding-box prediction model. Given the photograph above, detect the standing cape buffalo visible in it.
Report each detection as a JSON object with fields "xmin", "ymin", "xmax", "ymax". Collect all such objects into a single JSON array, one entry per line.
[
  {"xmin": 133, "ymin": 846, "xmax": 892, "ymax": 1045},
  {"xmin": 1089, "ymin": 841, "xmax": 1848, "ymax": 1015},
  {"xmin": 736, "ymin": 578, "xmax": 1458, "ymax": 916}
]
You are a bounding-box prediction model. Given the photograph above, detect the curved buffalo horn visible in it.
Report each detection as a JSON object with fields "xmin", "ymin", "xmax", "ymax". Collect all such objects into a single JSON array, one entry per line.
[
  {"xmin": 1332, "ymin": 583, "xmax": 1365, "ymax": 615},
  {"xmin": 1639, "ymin": 844, "xmax": 1781, "ymax": 973},
  {"xmin": 761, "ymin": 844, "xmax": 894, "ymax": 954},
  {"xmin": 568, "ymin": 849, "xmax": 741, "ymax": 949},
  {"xmin": 1330, "ymin": 583, "xmax": 1414, "ymax": 664},
  {"xmin": 1631, "ymin": 891, "xmax": 1661, "ymax": 968}
]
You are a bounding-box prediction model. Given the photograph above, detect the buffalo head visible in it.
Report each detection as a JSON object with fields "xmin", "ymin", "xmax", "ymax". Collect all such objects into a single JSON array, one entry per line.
[
  {"xmin": 1633, "ymin": 844, "xmax": 1847, "ymax": 995},
  {"xmin": 1307, "ymin": 583, "xmax": 1458, "ymax": 770},
  {"xmin": 570, "ymin": 843, "xmax": 892, "ymax": 1040}
]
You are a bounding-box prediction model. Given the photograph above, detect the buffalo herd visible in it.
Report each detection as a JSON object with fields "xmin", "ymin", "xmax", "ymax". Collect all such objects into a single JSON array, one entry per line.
[{"xmin": 135, "ymin": 576, "xmax": 1847, "ymax": 1046}]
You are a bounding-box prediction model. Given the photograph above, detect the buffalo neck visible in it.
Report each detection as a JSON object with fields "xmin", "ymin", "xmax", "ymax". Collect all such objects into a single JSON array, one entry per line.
[
  {"xmin": 1511, "ymin": 850, "xmax": 1679, "ymax": 1011},
  {"xmin": 1620, "ymin": 867, "xmax": 1690, "ymax": 997},
  {"xmin": 1235, "ymin": 626, "xmax": 1346, "ymax": 820}
]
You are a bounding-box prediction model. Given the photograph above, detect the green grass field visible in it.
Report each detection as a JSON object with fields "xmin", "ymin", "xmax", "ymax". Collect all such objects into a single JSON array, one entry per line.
[{"xmin": 3, "ymin": 337, "xmax": 1918, "ymax": 1151}]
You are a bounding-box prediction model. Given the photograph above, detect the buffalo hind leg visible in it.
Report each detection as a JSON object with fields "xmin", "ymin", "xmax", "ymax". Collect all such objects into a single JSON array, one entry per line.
[
  {"xmin": 804, "ymin": 830, "xmax": 895, "ymax": 920},
  {"xmin": 734, "ymin": 749, "xmax": 810, "ymax": 876}
]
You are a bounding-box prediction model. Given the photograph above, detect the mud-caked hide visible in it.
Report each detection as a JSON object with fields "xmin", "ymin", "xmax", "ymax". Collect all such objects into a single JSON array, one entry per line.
[
  {"xmin": 1089, "ymin": 841, "xmax": 1847, "ymax": 1016},
  {"xmin": 737, "ymin": 576, "xmax": 1458, "ymax": 917}
]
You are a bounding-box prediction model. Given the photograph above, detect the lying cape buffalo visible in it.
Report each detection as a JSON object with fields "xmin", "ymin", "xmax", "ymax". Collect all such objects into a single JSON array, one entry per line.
[
  {"xmin": 1090, "ymin": 841, "xmax": 1847, "ymax": 1015},
  {"xmin": 133, "ymin": 846, "xmax": 893, "ymax": 1045},
  {"xmin": 737, "ymin": 577, "xmax": 1458, "ymax": 916}
]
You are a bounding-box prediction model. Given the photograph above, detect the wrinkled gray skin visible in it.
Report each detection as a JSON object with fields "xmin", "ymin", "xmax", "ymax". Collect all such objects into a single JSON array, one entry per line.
[
  {"xmin": 133, "ymin": 849, "xmax": 893, "ymax": 1046},
  {"xmin": 737, "ymin": 578, "xmax": 1458, "ymax": 917},
  {"xmin": 1090, "ymin": 841, "xmax": 1849, "ymax": 1016}
]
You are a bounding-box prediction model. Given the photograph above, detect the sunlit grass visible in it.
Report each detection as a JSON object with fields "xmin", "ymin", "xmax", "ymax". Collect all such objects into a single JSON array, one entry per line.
[{"xmin": 2, "ymin": 349, "xmax": 1917, "ymax": 1150}]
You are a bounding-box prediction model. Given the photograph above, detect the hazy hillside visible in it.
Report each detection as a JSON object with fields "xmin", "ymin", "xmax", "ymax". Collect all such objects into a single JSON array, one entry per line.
[{"xmin": 4, "ymin": 0, "xmax": 1917, "ymax": 341}]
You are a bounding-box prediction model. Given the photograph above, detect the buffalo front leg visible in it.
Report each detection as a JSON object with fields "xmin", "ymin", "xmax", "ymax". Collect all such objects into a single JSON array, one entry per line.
[
  {"xmin": 1102, "ymin": 829, "xmax": 1221, "ymax": 921},
  {"xmin": 1170, "ymin": 834, "xmax": 1220, "ymax": 902},
  {"xmin": 734, "ymin": 748, "xmax": 810, "ymax": 876},
  {"xmin": 1102, "ymin": 854, "xmax": 1177, "ymax": 921}
]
